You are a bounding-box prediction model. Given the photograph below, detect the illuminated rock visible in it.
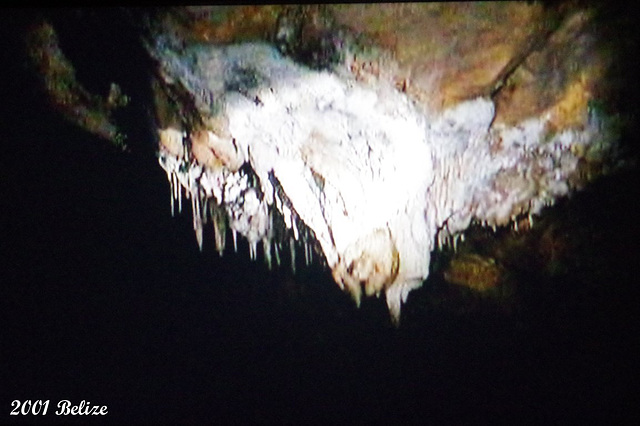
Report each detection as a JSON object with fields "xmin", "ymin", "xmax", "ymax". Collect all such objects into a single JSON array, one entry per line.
[
  {"xmin": 26, "ymin": 5, "xmax": 619, "ymax": 325},
  {"xmin": 149, "ymin": 33, "xmax": 611, "ymax": 324}
]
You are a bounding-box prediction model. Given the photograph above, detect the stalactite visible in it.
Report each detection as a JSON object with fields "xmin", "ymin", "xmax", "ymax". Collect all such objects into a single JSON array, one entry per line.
[
  {"xmin": 169, "ymin": 172, "xmax": 175, "ymax": 216},
  {"xmin": 212, "ymin": 205, "xmax": 226, "ymax": 256},
  {"xmin": 232, "ymin": 229, "xmax": 238, "ymax": 253},
  {"xmin": 290, "ymin": 237, "xmax": 296, "ymax": 275},
  {"xmin": 274, "ymin": 242, "xmax": 281, "ymax": 267},
  {"xmin": 263, "ymin": 238, "xmax": 272, "ymax": 270},
  {"xmin": 191, "ymin": 192, "xmax": 203, "ymax": 251},
  {"xmin": 249, "ymin": 241, "xmax": 257, "ymax": 261}
]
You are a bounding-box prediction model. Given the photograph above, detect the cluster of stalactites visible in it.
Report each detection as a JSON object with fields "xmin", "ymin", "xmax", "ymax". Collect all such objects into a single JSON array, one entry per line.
[
  {"xmin": 424, "ymin": 96, "xmax": 601, "ymax": 255},
  {"xmin": 157, "ymin": 128, "xmax": 319, "ymax": 273}
]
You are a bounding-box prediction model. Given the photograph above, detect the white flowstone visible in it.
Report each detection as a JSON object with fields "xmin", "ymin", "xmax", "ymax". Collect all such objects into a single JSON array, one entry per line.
[{"xmin": 151, "ymin": 40, "xmax": 607, "ymax": 325}]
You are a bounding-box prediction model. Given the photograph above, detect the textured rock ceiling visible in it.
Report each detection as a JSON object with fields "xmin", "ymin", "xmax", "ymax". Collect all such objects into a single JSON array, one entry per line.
[{"xmin": 25, "ymin": 4, "xmax": 625, "ymax": 324}]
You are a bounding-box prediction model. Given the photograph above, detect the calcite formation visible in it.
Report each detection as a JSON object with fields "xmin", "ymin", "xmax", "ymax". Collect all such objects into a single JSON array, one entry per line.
[{"xmin": 147, "ymin": 5, "xmax": 613, "ymax": 324}]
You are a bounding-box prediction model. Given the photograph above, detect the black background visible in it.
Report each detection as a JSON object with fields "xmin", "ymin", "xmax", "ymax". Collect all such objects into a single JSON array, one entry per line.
[{"xmin": 1, "ymin": 7, "xmax": 639, "ymax": 424}]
